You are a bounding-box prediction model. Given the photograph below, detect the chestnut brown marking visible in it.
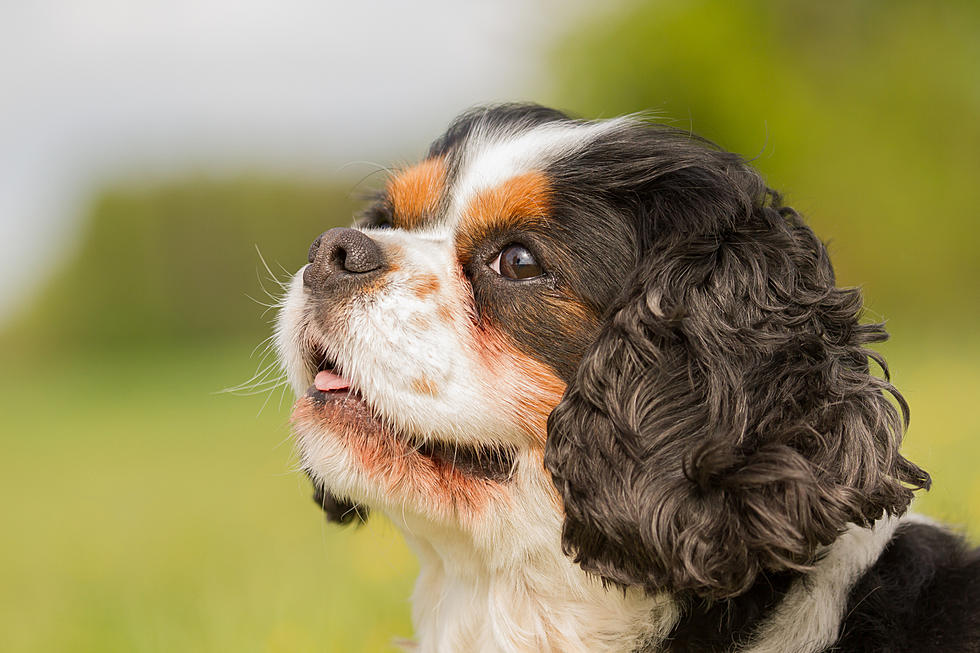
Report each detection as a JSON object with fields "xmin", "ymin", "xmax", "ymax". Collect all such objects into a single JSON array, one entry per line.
[
  {"xmin": 409, "ymin": 314, "xmax": 431, "ymax": 331},
  {"xmin": 509, "ymin": 355, "xmax": 566, "ymax": 446},
  {"xmin": 411, "ymin": 273, "xmax": 441, "ymax": 299},
  {"xmin": 383, "ymin": 261, "xmax": 401, "ymax": 275},
  {"xmin": 468, "ymin": 272, "xmax": 600, "ymax": 386},
  {"xmin": 436, "ymin": 304, "xmax": 454, "ymax": 325},
  {"xmin": 412, "ymin": 376, "xmax": 439, "ymax": 396},
  {"xmin": 546, "ymin": 289, "xmax": 599, "ymax": 333},
  {"xmin": 292, "ymin": 396, "xmax": 507, "ymax": 521},
  {"xmin": 387, "ymin": 158, "xmax": 446, "ymax": 230},
  {"xmin": 470, "ymin": 324, "xmax": 567, "ymax": 447},
  {"xmin": 456, "ymin": 171, "xmax": 552, "ymax": 265},
  {"xmin": 360, "ymin": 275, "xmax": 392, "ymax": 296}
]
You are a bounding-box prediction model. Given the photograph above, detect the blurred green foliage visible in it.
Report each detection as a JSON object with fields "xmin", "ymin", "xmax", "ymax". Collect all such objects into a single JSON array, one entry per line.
[
  {"xmin": 550, "ymin": 0, "xmax": 980, "ymax": 330},
  {"xmin": 5, "ymin": 177, "xmax": 361, "ymax": 348},
  {"xmin": 0, "ymin": 344, "xmax": 417, "ymax": 652},
  {"xmin": 545, "ymin": 0, "xmax": 980, "ymax": 571},
  {"xmin": 1, "ymin": 177, "xmax": 414, "ymax": 651}
]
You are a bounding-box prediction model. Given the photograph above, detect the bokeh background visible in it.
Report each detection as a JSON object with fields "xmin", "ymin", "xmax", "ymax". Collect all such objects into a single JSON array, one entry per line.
[{"xmin": 2, "ymin": 1, "xmax": 978, "ymax": 651}]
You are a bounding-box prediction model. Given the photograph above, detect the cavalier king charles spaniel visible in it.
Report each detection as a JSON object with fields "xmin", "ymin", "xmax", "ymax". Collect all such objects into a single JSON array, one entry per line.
[{"xmin": 276, "ymin": 104, "xmax": 979, "ymax": 652}]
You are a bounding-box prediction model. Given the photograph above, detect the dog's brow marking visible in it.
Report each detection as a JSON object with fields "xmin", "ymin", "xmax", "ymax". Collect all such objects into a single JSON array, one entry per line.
[
  {"xmin": 387, "ymin": 157, "xmax": 446, "ymax": 229},
  {"xmin": 455, "ymin": 171, "xmax": 552, "ymax": 263},
  {"xmin": 447, "ymin": 119, "xmax": 625, "ymax": 229}
]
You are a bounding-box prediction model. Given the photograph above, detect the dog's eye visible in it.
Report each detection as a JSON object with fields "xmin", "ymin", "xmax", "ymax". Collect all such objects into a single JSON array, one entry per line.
[{"xmin": 490, "ymin": 244, "xmax": 543, "ymax": 280}]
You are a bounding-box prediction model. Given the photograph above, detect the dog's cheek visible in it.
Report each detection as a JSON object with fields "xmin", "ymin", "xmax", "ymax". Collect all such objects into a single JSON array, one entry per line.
[{"xmin": 469, "ymin": 324, "xmax": 568, "ymax": 447}]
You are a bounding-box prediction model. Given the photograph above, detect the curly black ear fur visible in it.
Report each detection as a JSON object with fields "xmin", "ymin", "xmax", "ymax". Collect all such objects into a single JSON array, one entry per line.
[{"xmin": 543, "ymin": 132, "xmax": 930, "ymax": 601}]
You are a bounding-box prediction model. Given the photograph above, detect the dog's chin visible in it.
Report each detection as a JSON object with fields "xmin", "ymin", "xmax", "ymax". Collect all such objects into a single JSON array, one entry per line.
[{"xmin": 291, "ymin": 383, "xmax": 517, "ymax": 520}]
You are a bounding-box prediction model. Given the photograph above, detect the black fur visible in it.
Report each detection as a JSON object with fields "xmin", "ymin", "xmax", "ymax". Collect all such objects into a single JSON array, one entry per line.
[
  {"xmin": 302, "ymin": 103, "xmax": 977, "ymax": 649},
  {"xmin": 832, "ymin": 523, "xmax": 980, "ymax": 652},
  {"xmin": 309, "ymin": 473, "xmax": 368, "ymax": 525},
  {"xmin": 542, "ymin": 118, "xmax": 931, "ymax": 600},
  {"xmin": 664, "ymin": 572, "xmax": 795, "ymax": 651}
]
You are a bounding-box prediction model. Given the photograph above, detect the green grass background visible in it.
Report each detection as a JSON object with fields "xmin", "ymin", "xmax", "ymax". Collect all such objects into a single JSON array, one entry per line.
[
  {"xmin": 0, "ymin": 179, "xmax": 420, "ymax": 652},
  {"xmin": 1, "ymin": 339, "xmax": 976, "ymax": 652},
  {"xmin": 0, "ymin": 344, "xmax": 417, "ymax": 652},
  {"xmin": 2, "ymin": 1, "xmax": 978, "ymax": 650}
]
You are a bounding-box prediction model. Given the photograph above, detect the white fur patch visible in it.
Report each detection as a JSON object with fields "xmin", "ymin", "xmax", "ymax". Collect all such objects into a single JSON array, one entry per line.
[
  {"xmin": 445, "ymin": 118, "xmax": 626, "ymax": 229},
  {"xmin": 274, "ymin": 271, "xmax": 315, "ymax": 396},
  {"xmin": 397, "ymin": 498, "xmax": 678, "ymax": 653},
  {"xmin": 740, "ymin": 515, "xmax": 904, "ymax": 653}
]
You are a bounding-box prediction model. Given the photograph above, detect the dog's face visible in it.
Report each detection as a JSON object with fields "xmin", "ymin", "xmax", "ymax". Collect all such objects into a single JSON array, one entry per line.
[{"xmin": 277, "ymin": 104, "xmax": 928, "ymax": 601}]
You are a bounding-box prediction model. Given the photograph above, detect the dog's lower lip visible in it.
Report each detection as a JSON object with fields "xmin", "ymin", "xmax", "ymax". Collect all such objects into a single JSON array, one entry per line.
[
  {"xmin": 299, "ymin": 387, "xmax": 516, "ymax": 482},
  {"xmin": 305, "ymin": 384, "xmax": 360, "ymax": 404}
]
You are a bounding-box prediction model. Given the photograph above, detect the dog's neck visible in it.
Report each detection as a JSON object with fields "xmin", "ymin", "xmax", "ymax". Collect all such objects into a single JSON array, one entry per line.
[
  {"xmin": 385, "ymin": 512, "xmax": 903, "ymax": 653},
  {"xmin": 666, "ymin": 515, "xmax": 903, "ymax": 653},
  {"xmin": 387, "ymin": 509, "xmax": 678, "ymax": 653}
]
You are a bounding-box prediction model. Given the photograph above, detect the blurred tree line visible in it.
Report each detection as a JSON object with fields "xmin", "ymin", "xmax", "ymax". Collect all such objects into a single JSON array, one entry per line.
[
  {"xmin": 5, "ymin": 0, "xmax": 978, "ymax": 350},
  {"xmin": 4, "ymin": 178, "xmax": 360, "ymax": 348},
  {"xmin": 548, "ymin": 0, "xmax": 979, "ymax": 332}
]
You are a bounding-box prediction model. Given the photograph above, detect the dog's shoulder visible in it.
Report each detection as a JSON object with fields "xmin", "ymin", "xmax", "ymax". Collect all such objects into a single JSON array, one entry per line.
[{"xmin": 834, "ymin": 521, "xmax": 980, "ymax": 652}]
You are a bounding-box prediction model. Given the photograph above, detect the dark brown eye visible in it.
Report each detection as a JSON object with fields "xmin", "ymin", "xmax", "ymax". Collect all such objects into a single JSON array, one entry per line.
[{"xmin": 490, "ymin": 244, "xmax": 543, "ymax": 280}]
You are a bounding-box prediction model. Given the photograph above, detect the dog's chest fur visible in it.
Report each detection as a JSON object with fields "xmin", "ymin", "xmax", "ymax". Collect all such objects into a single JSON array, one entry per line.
[
  {"xmin": 390, "ymin": 513, "xmax": 678, "ymax": 653},
  {"xmin": 390, "ymin": 514, "xmax": 969, "ymax": 653}
]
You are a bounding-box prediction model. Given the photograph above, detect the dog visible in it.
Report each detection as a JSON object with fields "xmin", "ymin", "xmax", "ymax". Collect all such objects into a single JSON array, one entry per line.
[{"xmin": 276, "ymin": 104, "xmax": 980, "ymax": 652}]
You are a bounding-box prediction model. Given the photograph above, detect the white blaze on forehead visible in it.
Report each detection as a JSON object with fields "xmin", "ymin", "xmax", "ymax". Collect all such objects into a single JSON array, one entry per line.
[{"xmin": 445, "ymin": 118, "xmax": 627, "ymax": 228}]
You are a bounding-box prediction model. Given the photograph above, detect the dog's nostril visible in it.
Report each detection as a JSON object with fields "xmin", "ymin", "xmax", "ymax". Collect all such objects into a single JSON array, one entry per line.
[
  {"xmin": 334, "ymin": 235, "xmax": 382, "ymax": 274},
  {"xmin": 304, "ymin": 227, "xmax": 386, "ymax": 291},
  {"xmin": 307, "ymin": 233, "xmax": 324, "ymax": 264}
]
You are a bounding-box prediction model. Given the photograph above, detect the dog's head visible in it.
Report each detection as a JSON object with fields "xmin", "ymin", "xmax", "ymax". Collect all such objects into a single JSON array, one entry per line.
[{"xmin": 277, "ymin": 104, "xmax": 929, "ymax": 599}]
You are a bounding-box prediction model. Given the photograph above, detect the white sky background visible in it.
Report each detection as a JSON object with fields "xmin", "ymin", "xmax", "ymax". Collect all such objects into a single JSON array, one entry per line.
[{"xmin": 0, "ymin": 0, "xmax": 585, "ymax": 318}]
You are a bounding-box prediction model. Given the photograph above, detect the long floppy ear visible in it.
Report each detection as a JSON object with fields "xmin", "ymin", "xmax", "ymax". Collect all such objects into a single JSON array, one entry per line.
[{"xmin": 544, "ymin": 168, "xmax": 930, "ymax": 600}]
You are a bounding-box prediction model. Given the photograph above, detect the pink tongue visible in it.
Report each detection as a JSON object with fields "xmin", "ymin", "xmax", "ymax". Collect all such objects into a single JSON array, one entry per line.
[{"xmin": 314, "ymin": 370, "xmax": 351, "ymax": 392}]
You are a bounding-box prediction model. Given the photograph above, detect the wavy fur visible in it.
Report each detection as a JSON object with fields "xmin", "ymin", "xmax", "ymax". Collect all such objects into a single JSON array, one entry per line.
[{"xmin": 543, "ymin": 128, "xmax": 930, "ymax": 600}]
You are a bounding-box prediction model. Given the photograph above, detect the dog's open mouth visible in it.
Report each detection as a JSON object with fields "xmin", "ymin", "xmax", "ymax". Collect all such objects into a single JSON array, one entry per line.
[{"xmin": 301, "ymin": 346, "xmax": 516, "ymax": 483}]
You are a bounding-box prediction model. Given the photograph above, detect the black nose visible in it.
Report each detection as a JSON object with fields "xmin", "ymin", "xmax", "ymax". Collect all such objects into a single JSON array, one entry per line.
[{"xmin": 303, "ymin": 227, "xmax": 386, "ymax": 291}]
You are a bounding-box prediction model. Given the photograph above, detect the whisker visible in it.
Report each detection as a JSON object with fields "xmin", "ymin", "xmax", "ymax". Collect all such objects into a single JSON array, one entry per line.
[{"xmin": 254, "ymin": 244, "xmax": 292, "ymax": 290}]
